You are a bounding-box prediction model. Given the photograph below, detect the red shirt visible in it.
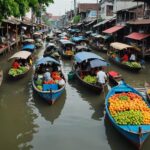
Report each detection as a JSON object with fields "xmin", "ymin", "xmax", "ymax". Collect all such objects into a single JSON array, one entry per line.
[
  {"xmin": 122, "ymin": 54, "xmax": 129, "ymax": 62},
  {"xmin": 12, "ymin": 61, "xmax": 20, "ymax": 69}
]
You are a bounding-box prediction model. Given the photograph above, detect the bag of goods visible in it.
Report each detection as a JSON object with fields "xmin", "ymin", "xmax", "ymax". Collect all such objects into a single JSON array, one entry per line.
[
  {"xmin": 109, "ymin": 92, "xmax": 150, "ymax": 125},
  {"xmin": 58, "ymin": 79, "xmax": 65, "ymax": 87},
  {"xmin": 83, "ymin": 75, "xmax": 97, "ymax": 84}
]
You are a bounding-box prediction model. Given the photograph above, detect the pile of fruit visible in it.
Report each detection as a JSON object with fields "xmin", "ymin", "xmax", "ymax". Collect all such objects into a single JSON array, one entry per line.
[
  {"xmin": 109, "ymin": 92, "xmax": 150, "ymax": 125},
  {"xmin": 83, "ymin": 75, "xmax": 97, "ymax": 84},
  {"xmin": 9, "ymin": 66, "xmax": 28, "ymax": 77},
  {"xmin": 122, "ymin": 61, "xmax": 141, "ymax": 68},
  {"xmin": 65, "ymin": 50, "xmax": 73, "ymax": 55}
]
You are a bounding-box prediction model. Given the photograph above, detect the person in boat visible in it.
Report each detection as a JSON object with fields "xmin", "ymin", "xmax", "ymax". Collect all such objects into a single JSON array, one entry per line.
[
  {"xmin": 129, "ymin": 53, "xmax": 136, "ymax": 62},
  {"xmin": 43, "ymin": 69, "xmax": 52, "ymax": 82},
  {"xmin": 121, "ymin": 53, "xmax": 129, "ymax": 62},
  {"xmin": 96, "ymin": 67, "xmax": 107, "ymax": 85},
  {"xmin": 12, "ymin": 60, "xmax": 20, "ymax": 69}
]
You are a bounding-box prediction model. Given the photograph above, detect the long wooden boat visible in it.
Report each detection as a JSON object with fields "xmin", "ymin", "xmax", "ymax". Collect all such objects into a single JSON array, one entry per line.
[
  {"xmin": 108, "ymin": 55, "xmax": 141, "ymax": 72},
  {"xmin": 8, "ymin": 51, "xmax": 32, "ymax": 80},
  {"xmin": 32, "ymin": 57, "xmax": 66, "ymax": 104},
  {"xmin": 73, "ymin": 52, "xmax": 108, "ymax": 93},
  {"xmin": 59, "ymin": 39, "xmax": 75, "ymax": 59},
  {"xmin": 144, "ymin": 82, "xmax": 150, "ymax": 101},
  {"xmin": 105, "ymin": 82, "xmax": 150, "ymax": 149},
  {"xmin": 0, "ymin": 70, "xmax": 3, "ymax": 86},
  {"xmin": 74, "ymin": 70, "xmax": 103, "ymax": 93}
]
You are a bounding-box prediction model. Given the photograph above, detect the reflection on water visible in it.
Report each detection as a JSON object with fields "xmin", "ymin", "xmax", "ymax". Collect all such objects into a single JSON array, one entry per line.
[
  {"xmin": 69, "ymin": 80, "xmax": 105, "ymax": 121},
  {"xmin": 32, "ymin": 87, "xmax": 66, "ymax": 124},
  {"xmin": 0, "ymin": 45, "xmax": 150, "ymax": 150}
]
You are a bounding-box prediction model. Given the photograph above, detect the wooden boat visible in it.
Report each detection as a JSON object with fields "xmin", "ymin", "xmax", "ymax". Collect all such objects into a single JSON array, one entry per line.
[
  {"xmin": 73, "ymin": 52, "xmax": 108, "ymax": 93},
  {"xmin": 0, "ymin": 70, "xmax": 3, "ymax": 86},
  {"xmin": 144, "ymin": 82, "xmax": 150, "ymax": 101},
  {"xmin": 43, "ymin": 43, "xmax": 60, "ymax": 61},
  {"xmin": 108, "ymin": 71, "xmax": 122, "ymax": 86},
  {"xmin": 32, "ymin": 57, "xmax": 66, "ymax": 104},
  {"xmin": 108, "ymin": 42, "xmax": 142, "ymax": 72},
  {"xmin": 59, "ymin": 39, "xmax": 75, "ymax": 59},
  {"xmin": 8, "ymin": 51, "xmax": 32, "ymax": 80},
  {"xmin": 105, "ymin": 81, "xmax": 150, "ymax": 148}
]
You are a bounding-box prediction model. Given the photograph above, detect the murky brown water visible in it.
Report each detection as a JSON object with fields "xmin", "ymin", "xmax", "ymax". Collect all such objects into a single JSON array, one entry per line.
[{"xmin": 0, "ymin": 46, "xmax": 150, "ymax": 150}]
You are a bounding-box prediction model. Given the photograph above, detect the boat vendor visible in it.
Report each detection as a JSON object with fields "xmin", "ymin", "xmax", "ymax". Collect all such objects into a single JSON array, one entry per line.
[
  {"xmin": 129, "ymin": 53, "xmax": 136, "ymax": 62},
  {"xmin": 43, "ymin": 69, "xmax": 52, "ymax": 82},
  {"xmin": 96, "ymin": 67, "xmax": 107, "ymax": 85},
  {"xmin": 121, "ymin": 53, "xmax": 129, "ymax": 62},
  {"xmin": 12, "ymin": 60, "xmax": 20, "ymax": 69}
]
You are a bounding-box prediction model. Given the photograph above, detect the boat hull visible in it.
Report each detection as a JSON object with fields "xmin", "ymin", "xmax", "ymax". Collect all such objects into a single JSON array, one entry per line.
[
  {"xmin": 108, "ymin": 56, "xmax": 141, "ymax": 72},
  {"xmin": 105, "ymin": 82, "xmax": 150, "ymax": 148},
  {"xmin": 75, "ymin": 70, "xmax": 103, "ymax": 94}
]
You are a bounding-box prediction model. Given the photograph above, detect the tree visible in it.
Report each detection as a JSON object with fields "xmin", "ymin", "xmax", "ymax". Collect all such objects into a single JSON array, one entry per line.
[
  {"xmin": 73, "ymin": 15, "xmax": 80, "ymax": 24},
  {"xmin": 0, "ymin": 0, "xmax": 19, "ymax": 20},
  {"xmin": 14, "ymin": 0, "xmax": 30, "ymax": 17}
]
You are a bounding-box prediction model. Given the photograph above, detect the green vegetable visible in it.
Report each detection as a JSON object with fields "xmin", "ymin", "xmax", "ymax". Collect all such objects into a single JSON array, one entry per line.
[{"xmin": 83, "ymin": 75, "xmax": 97, "ymax": 84}]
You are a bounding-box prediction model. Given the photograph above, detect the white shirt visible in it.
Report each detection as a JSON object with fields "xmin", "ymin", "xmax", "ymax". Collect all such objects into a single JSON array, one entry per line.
[
  {"xmin": 97, "ymin": 70, "xmax": 107, "ymax": 84},
  {"xmin": 130, "ymin": 54, "xmax": 136, "ymax": 61}
]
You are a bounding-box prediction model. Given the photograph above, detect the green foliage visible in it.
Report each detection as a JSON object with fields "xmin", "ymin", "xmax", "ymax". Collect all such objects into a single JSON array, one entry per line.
[
  {"xmin": 0, "ymin": 0, "xmax": 54, "ymax": 21},
  {"xmin": 73, "ymin": 15, "xmax": 81, "ymax": 24}
]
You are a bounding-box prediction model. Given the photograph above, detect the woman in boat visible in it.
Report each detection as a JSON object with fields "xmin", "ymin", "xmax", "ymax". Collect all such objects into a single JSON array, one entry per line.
[{"xmin": 129, "ymin": 53, "xmax": 136, "ymax": 62}]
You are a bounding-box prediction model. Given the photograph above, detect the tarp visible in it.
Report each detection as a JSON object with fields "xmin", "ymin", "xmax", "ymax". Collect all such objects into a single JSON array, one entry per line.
[
  {"xmin": 103, "ymin": 25, "xmax": 124, "ymax": 34},
  {"xmin": 125, "ymin": 32, "xmax": 150, "ymax": 41},
  {"xmin": 74, "ymin": 52, "xmax": 104, "ymax": 63},
  {"xmin": 9, "ymin": 51, "xmax": 31, "ymax": 60},
  {"xmin": 22, "ymin": 44, "xmax": 35, "ymax": 50},
  {"xmin": 90, "ymin": 59, "xmax": 108, "ymax": 68},
  {"xmin": 110, "ymin": 42, "xmax": 133, "ymax": 50},
  {"xmin": 36, "ymin": 57, "xmax": 60, "ymax": 66}
]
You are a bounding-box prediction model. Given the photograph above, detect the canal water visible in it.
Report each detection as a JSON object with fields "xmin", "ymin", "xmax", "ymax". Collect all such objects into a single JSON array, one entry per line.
[{"xmin": 0, "ymin": 45, "xmax": 150, "ymax": 150}]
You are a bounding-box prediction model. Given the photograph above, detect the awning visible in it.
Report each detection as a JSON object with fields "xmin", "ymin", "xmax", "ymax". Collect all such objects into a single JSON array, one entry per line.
[
  {"xmin": 59, "ymin": 39, "xmax": 75, "ymax": 45},
  {"xmin": 93, "ymin": 20, "xmax": 109, "ymax": 28},
  {"xmin": 90, "ymin": 59, "xmax": 108, "ymax": 68},
  {"xmin": 125, "ymin": 32, "xmax": 150, "ymax": 41},
  {"xmin": 74, "ymin": 52, "xmax": 104, "ymax": 63},
  {"xmin": 110, "ymin": 42, "xmax": 133, "ymax": 50},
  {"xmin": 103, "ymin": 25, "xmax": 124, "ymax": 34},
  {"xmin": 9, "ymin": 51, "xmax": 31, "ymax": 60},
  {"xmin": 85, "ymin": 20, "xmax": 97, "ymax": 27},
  {"xmin": 36, "ymin": 57, "xmax": 60, "ymax": 66}
]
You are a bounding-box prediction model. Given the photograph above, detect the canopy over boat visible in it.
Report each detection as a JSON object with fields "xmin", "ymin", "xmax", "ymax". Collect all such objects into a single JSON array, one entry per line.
[
  {"xmin": 23, "ymin": 39, "xmax": 34, "ymax": 43},
  {"xmin": 22, "ymin": 44, "xmax": 35, "ymax": 50},
  {"xmin": 36, "ymin": 56, "xmax": 60, "ymax": 66},
  {"xmin": 90, "ymin": 59, "xmax": 108, "ymax": 68},
  {"xmin": 74, "ymin": 52, "xmax": 105, "ymax": 63},
  {"xmin": 72, "ymin": 36, "xmax": 86, "ymax": 42},
  {"xmin": 9, "ymin": 51, "xmax": 31, "ymax": 60},
  {"xmin": 110, "ymin": 42, "xmax": 133, "ymax": 50},
  {"xmin": 59, "ymin": 39, "xmax": 75, "ymax": 45}
]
